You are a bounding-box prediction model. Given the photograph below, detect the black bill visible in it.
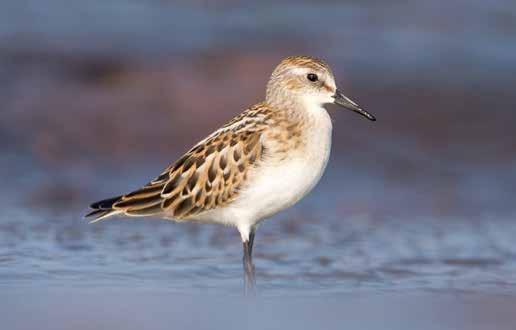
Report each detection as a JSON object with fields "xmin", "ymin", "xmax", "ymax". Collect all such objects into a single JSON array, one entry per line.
[{"xmin": 333, "ymin": 89, "xmax": 376, "ymax": 121}]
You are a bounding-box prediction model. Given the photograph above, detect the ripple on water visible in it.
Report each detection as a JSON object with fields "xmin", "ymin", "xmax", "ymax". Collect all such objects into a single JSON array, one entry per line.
[{"xmin": 1, "ymin": 157, "xmax": 516, "ymax": 295}]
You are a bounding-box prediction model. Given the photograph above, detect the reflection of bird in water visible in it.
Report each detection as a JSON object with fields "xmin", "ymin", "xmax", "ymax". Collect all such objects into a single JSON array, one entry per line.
[{"xmin": 86, "ymin": 55, "xmax": 376, "ymax": 294}]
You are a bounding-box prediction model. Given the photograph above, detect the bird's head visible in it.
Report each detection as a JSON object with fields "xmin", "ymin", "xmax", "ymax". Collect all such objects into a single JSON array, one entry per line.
[{"xmin": 266, "ymin": 55, "xmax": 375, "ymax": 121}]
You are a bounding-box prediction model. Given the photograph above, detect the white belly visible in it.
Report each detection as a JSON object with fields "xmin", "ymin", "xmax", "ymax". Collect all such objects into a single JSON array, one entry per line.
[
  {"xmin": 239, "ymin": 147, "xmax": 331, "ymax": 221},
  {"xmin": 198, "ymin": 108, "xmax": 333, "ymax": 230}
]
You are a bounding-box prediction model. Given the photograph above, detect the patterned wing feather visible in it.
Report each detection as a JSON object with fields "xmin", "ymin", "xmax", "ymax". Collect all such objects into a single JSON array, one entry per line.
[{"xmin": 108, "ymin": 120, "xmax": 265, "ymax": 220}]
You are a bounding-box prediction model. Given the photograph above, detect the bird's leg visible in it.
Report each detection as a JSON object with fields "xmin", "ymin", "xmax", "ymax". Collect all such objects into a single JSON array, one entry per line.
[
  {"xmin": 248, "ymin": 230, "xmax": 255, "ymax": 256},
  {"xmin": 243, "ymin": 230, "xmax": 256, "ymax": 295}
]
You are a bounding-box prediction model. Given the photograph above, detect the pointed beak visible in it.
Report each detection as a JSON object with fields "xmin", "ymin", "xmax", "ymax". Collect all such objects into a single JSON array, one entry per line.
[{"xmin": 333, "ymin": 89, "xmax": 376, "ymax": 121}]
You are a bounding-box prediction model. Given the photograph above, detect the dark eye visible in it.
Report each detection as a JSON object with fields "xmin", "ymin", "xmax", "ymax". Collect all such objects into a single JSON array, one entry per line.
[{"xmin": 307, "ymin": 73, "xmax": 318, "ymax": 82}]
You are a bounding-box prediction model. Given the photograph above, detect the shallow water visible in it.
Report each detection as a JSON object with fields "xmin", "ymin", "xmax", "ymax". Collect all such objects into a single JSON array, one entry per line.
[
  {"xmin": 1, "ymin": 155, "xmax": 515, "ymax": 296},
  {"xmin": 2, "ymin": 157, "xmax": 516, "ymax": 328},
  {"xmin": 4, "ymin": 288, "xmax": 516, "ymax": 330}
]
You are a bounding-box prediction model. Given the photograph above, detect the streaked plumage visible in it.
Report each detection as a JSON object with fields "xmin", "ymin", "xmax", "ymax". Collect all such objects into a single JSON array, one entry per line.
[{"xmin": 86, "ymin": 55, "xmax": 375, "ymax": 293}]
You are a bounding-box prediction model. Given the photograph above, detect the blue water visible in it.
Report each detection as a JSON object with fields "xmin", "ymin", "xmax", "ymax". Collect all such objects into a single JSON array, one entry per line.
[{"xmin": 1, "ymin": 154, "xmax": 515, "ymax": 295}]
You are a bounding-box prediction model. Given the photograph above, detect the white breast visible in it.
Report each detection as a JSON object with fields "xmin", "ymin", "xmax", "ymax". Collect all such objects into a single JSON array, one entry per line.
[{"xmin": 214, "ymin": 106, "xmax": 333, "ymax": 228}]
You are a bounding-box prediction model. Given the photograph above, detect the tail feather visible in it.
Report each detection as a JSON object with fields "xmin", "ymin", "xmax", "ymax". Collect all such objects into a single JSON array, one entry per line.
[
  {"xmin": 85, "ymin": 195, "xmax": 123, "ymax": 223},
  {"xmin": 85, "ymin": 185, "xmax": 165, "ymax": 222},
  {"xmin": 90, "ymin": 195, "xmax": 123, "ymax": 210},
  {"xmin": 84, "ymin": 209, "xmax": 117, "ymax": 223}
]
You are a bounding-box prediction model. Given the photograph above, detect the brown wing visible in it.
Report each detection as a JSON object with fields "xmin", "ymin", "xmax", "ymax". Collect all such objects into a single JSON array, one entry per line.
[{"xmin": 109, "ymin": 126, "xmax": 265, "ymax": 219}]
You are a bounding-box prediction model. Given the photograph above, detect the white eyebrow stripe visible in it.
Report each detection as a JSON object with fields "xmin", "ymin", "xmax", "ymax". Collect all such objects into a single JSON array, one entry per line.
[{"xmin": 290, "ymin": 67, "xmax": 310, "ymax": 75}]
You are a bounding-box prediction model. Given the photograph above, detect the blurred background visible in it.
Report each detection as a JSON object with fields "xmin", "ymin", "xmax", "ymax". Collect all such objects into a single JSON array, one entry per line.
[{"xmin": 1, "ymin": 0, "xmax": 516, "ymax": 328}]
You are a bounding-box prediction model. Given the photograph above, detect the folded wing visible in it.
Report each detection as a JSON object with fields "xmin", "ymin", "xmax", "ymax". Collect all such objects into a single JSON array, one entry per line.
[{"xmin": 86, "ymin": 119, "xmax": 266, "ymax": 222}]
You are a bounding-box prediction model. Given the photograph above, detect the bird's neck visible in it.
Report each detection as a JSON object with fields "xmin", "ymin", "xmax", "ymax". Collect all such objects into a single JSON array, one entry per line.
[{"xmin": 266, "ymin": 96, "xmax": 329, "ymax": 125}]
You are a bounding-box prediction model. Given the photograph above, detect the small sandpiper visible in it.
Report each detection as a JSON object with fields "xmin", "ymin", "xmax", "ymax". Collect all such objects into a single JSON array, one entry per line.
[{"xmin": 86, "ymin": 55, "xmax": 376, "ymax": 293}]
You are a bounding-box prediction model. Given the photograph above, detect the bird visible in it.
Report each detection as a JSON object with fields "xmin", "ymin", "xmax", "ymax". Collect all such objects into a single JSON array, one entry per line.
[{"xmin": 85, "ymin": 55, "xmax": 376, "ymax": 293}]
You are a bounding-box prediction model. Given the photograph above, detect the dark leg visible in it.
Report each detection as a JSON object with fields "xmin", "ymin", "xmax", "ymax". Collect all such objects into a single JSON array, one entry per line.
[
  {"xmin": 243, "ymin": 230, "xmax": 256, "ymax": 295},
  {"xmin": 248, "ymin": 230, "xmax": 255, "ymax": 256}
]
